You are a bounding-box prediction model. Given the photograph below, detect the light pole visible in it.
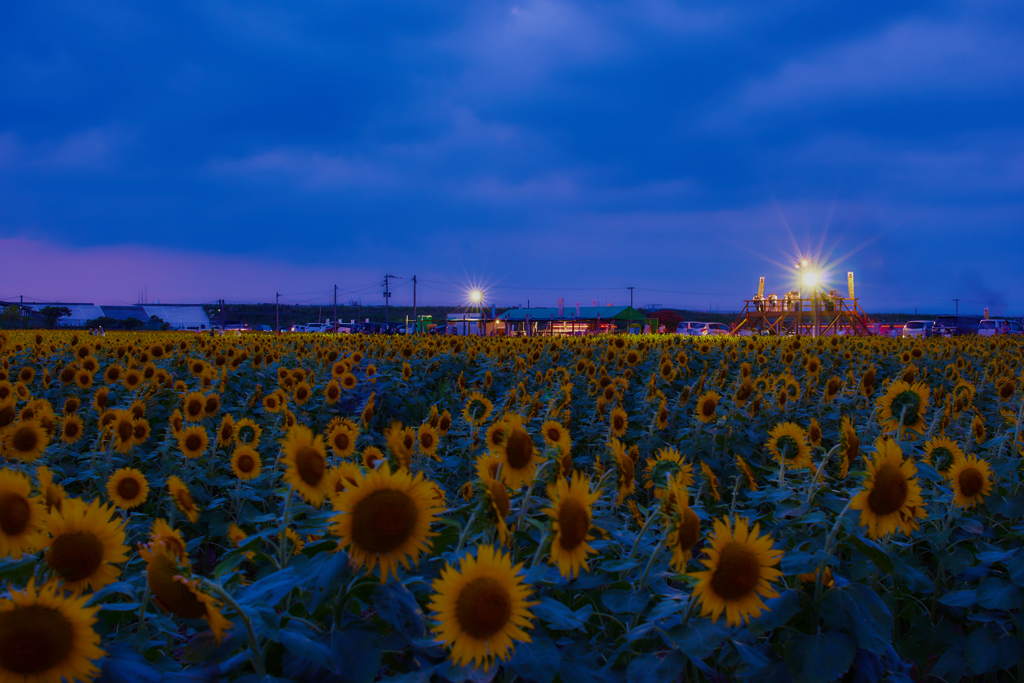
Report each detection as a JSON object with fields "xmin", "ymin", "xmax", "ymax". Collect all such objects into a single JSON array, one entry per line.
[{"xmin": 470, "ymin": 290, "xmax": 483, "ymax": 336}]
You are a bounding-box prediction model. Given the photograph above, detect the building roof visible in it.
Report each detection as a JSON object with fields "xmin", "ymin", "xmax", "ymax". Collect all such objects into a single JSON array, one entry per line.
[
  {"xmin": 98, "ymin": 305, "xmax": 149, "ymax": 321},
  {"xmin": 25, "ymin": 303, "xmax": 105, "ymax": 325},
  {"xmin": 497, "ymin": 306, "xmax": 645, "ymax": 322},
  {"xmin": 142, "ymin": 306, "xmax": 211, "ymax": 328}
]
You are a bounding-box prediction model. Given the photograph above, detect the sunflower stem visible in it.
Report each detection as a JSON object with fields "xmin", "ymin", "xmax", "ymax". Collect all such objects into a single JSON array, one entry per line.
[
  {"xmin": 637, "ymin": 537, "xmax": 663, "ymax": 589},
  {"xmin": 814, "ymin": 498, "xmax": 855, "ymax": 620},
  {"xmin": 454, "ymin": 510, "xmax": 478, "ymax": 556},
  {"xmin": 729, "ymin": 476, "xmax": 743, "ymax": 518},
  {"xmin": 201, "ymin": 578, "xmax": 266, "ymax": 677},
  {"xmin": 279, "ymin": 484, "xmax": 294, "ymax": 568},
  {"xmin": 513, "ymin": 460, "xmax": 552, "ymax": 553},
  {"xmin": 778, "ymin": 445, "xmax": 788, "ymax": 489},
  {"xmin": 896, "ymin": 404, "xmax": 910, "ymax": 442},
  {"xmin": 626, "ymin": 511, "xmax": 658, "ymax": 561},
  {"xmin": 805, "ymin": 445, "xmax": 841, "ymax": 508},
  {"xmin": 529, "ymin": 528, "xmax": 551, "ymax": 568}
]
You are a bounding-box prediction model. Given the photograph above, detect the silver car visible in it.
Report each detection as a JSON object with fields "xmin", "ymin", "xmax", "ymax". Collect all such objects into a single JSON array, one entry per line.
[
  {"xmin": 901, "ymin": 321, "xmax": 934, "ymax": 338},
  {"xmin": 700, "ymin": 322, "xmax": 730, "ymax": 336},
  {"xmin": 676, "ymin": 321, "xmax": 706, "ymax": 335}
]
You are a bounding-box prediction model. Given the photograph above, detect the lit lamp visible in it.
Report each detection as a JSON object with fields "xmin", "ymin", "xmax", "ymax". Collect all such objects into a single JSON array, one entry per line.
[{"xmin": 469, "ymin": 290, "xmax": 484, "ymax": 336}]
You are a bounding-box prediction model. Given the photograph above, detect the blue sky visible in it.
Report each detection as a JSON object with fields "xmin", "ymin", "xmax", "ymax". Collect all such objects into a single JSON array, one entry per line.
[{"xmin": 1, "ymin": 0, "xmax": 1022, "ymax": 313}]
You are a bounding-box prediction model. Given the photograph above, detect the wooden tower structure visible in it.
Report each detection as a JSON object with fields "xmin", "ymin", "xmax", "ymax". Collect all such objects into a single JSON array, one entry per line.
[{"xmin": 730, "ymin": 293, "xmax": 875, "ymax": 336}]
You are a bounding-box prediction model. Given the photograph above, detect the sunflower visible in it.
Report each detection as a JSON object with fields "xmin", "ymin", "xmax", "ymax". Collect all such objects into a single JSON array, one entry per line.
[
  {"xmin": 609, "ymin": 438, "xmax": 636, "ymax": 504},
  {"xmin": 418, "ymin": 423, "xmax": 440, "ymax": 459},
  {"xmin": 823, "ymin": 376, "xmax": 842, "ymax": 403},
  {"xmin": 75, "ymin": 371, "xmax": 93, "ymax": 390},
  {"xmin": 340, "ymin": 372, "xmax": 358, "ymax": 391},
  {"xmin": 139, "ymin": 542, "xmax": 232, "ymax": 643},
  {"xmin": 485, "ymin": 421, "xmax": 508, "ymax": 453},
  {"xmin": 361, "ymin": 393, "xmax": 376, "ymax": 427},
  {"xmin": 838, "ymin": 416, "xmax": 861, "ymax": 478},
  {"xmin": 131, "ymin": 418, "xmax": 150, "ymax": 446},
  {"xmin": 765, "ymin": 422, "xmax": 812, "ymax": 470},
  {"xmin": 262, "ymin": 392, "xmax": 283, "ymax": 414},
  {"xmin": 149, "ymin": 518, "xmax": 188, "ymax": 563},
  {"xmin": 281, "ymin": 425, "xmax": 330, "ymax": 507},
  {"xmin": 996, "ymin": 377, "xmax": 1016, "ymax": 402},
  {"xmin": 689, "ymin": 516, "xmax": 783, "ymax": 626},
  {"xmin": 665, "ymin": 481, "xmax": 701, "ymax": 572},
  {"xmin": 233, "ymin": 417, "xmax": 262, "ymax": 447},
  {"xmin": 0, "ymin": 469, "xmax": 47, "ymax": 559},
  {"xmin": 736, "ymin": 455, "xmax": 757, "ymax": 491},
  {"xmin": 123, "ymin": 368, "xmax": 143, "ymax": 390},
  {"xmin": 111, "ymin": 411, "xmax": 136, "ymax": 453},
  {"xmin": 694, "ymin": 391, "xmax": 720, "ymax": 424},
  {"xmin": 437, "ymin": 409, "xmax": 453, "ymax": 435},
  {"xmin": 60, "ymin": 414, "xmax": 85, "ymax": 444},
  {"xmin": 167, "ymin": 476, "xmax": 200, "ymax": 523},
  {"xmin": 479, "ymin": 473, "xmax": 512, "ymax": 545},
  {"xmin": 107, "ymin": 467, "xmax": 149, "ymax": 510},
  {"xmin": 0, "ymin": 578, "xmax": 104, "ymax": 683},
  {"xmin": 946, "ymin": 454, "xmax": 993, "ymax": 509},
  {"xmin": 362, "ymin": 446, "xmax": 386, "ymax": 469},
  {"xmin": 2, "ymin": 420, "xmax": 49, "ymax": 462},
  {"xmin": 462, "ymin": 392, "xmax": 494, "ymax": 427},
  {"xmin": 327, "ymin": 421, "xmax": 358, "ymax": 459},
  {"xmin": 178, "ymin": 425, "xmax": 209, "ymax": 459},
  {"xmin": 859, "ymin": 365, "xmax": 877, "ymax": 398},
  {"xmin": 429, "ymin": 545, "xmax": 536, "ymax": 668},
  {"xmin": 850, "ymin": 438, "xmax": 927, "ymax": 539},
  {"xmin": 324, "ymin": 379, "xmax": 342, "ymax": 405},
  {"xmin": 701, "ymin": 461, "xmax": 721, "ymax": 502},
  {"xmin": 330, "ymin": 464, "xmax": 440, "ymax": 582},
  {"xmin": 45, "ymin": 498, "xmax": 128, "ymax": 593},
  {"xmin": 326, "ymin": 462, "xmax": 364, "ymax": 499},
  {"xmin": 876, "ymin": 380, "xmax": 930, "ymax": 434},
  {"xmin": 807, "ymin": 418, "xmax": 822, "ymax": 448},
  {"xmin": 36, "ymin": 466, "xmax": 67, "ymax": 515},
  {"xmin": 293, "ymin": 381, "xmax": 312, "ymax": 406},
  {"xmin": 223, "ymin": 445, "xmax": 259, "ymax": 481},
  {"xmin": 216, "ymin": 414, "xmax": 235, "ymax": 449},
  {"xmin": 609, "ymin": 406, "xmax": 628, "ymax": 437},
  {"xmin": 544, "ymin": 471, "xmax": 600, "ymax": 578},
  {"xmin": 922, "ymin": 435, "xmax": 964, "ymax": 473},
  {"xmin": 183, "ymin": 392, "xmax": 206, "ymax": 422},
  {"xmin": 644, "ymin": 447, "xmax": 694, "ymax": 493},
  {"xmin": 540, "ymin": 420, "xmax": 571, "ymax": 455},
  {"xmin": 498, "ymin": 415, "xmax": 542, "ymax": 490},
  {"xmin": 970, "ymin": 414, "xmax": 986, "ymax": 443},
  {"xmin": 203, "ymin": 393, "xmax": 221, "ymax": 417}
]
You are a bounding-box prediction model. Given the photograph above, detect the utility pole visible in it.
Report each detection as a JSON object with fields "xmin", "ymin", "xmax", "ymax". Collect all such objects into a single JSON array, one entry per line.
[
  {"xmin": 412, "ymin": 275, "xmax": 417, "ymax": 334},
  {"xmin": 19, "ymin": 295, "xmax": 23, "ymax": 329},
  {"xmin": 220, "ymin": 299, "xmax": 226, "ymax": 330},
  {"xmin": 383, "ymin": 275, "xmax": 397, "ymax": 323},
  {"xmin": 953, "ymin": 299, "xmax": 959, "ymax": 315},
  {"xmin": 333, "ymin": 285, "xmax": 337, "ymax": 332},
  {"xmin": 275, "ymin": 293, "xmax": 280, "ymax": 333},
  {"xmin": 627, "ymin": 286, "xmax": 634, "ymax": 308}
]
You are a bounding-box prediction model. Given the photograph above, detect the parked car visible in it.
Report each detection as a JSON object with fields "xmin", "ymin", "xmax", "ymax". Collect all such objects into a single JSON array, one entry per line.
[
  {"xmin": 304, "ymin": 323, "xmax": 327, "ymax": 333},
  {"xmin": 700, "ymin": 323, "xmax": 730, "ymax": 336},
  {"xmin": 934, "ymin": 315, "xmax": 982, "ymax": 337},
  {"xmin": 676, "ymin": 321, "xmax": 706, "ymax": 335},
  {"xmin": 428, "ymin": 325, "xmax": 458, "ymax": 335},
  {"xmin": 901, "ymin": 321, "xmax": 934, "ymax": 338},
  {"xmin": 978, "ymin": 319, "xmax": 1024, "ymax": 336},
  {"xmin": 252, "ymin": 325, "xmax": 272, "ymax": 332}
]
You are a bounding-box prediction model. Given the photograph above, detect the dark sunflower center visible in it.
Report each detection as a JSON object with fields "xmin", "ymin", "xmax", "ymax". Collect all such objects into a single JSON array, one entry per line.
[
  {"xmin": 47, "ymin": 531, "xmax": 104, "ymax": 582},
  {"xmin": 489, "ymin": 481, "xmax": 510, "ymax": 518},
  {"xmin": 187, "ymin": 401, "xmax": 202, "ymax": 417},
  {"xmin": 958, "ymin": 467, "xmax": 984, "ymax": 498},
  {"xmin": 867, "ymin": 463, "xmax": 908, "ymax": 515},
  {"xmin": 930, "ymin": 446, "xmax": 953, "ymax": 469},
  {"xmin": 613, "ymin": 415, "xmax": 625, "ymax": 430},
  {"xmin": 350, "ymin": 489, "xmax": 418, "ymax": 553},
  {"xmin": 0, "ymin": 605, "xmax": 74, "ymax": 675},
  {"xmin": 185, "ymin": 434, "xmax": 202, "ymax": 452},
  {"xmin": 710, "ymin": 541, "xmax": 761, "ymax": 601},
  {"xmin": 12, "ymin": 427, "xmax": 38, "ymax": 454},
  {"xmin": 810, "ymin": 425, "xmax": 821, "ymax": 442},
  {"xmin": 557, "ymin": 498, "xmax": 590, "ymax": 551},
  {"xmin": 505, "ymin": 430, "xmax": 534, "ymax": 469},
  {"xmin": 420, "ymin": 433, "xmax": 434, "ymax": 450},
  {"xmin": 618, "ymin": 456, "xmax": 635, "ymax": 487},
  {"xmin": 118, "ymin": 421, "xmax": 134, "ymax": 443},
  {"xmin": 890, "ymin": 391, "xmax": 920, "ymax": 425},
  {"xmin": 439, "ymin": 417, "xmax": 451, "ymax": 432},
  {"xmin": 701, "ymin": 399, "xmax": 716, "ymax": 417},
  {"xmin": 456, "ymin": 576, "xmax": 512, "ymax": 639},
  {"xmin": 845, "ymin": 434, "xmax": 860, "ymax": 465},
  {"xmin": 0, "ymin": 492, "xmax": 31, "ymax": 536},
  {"xmin": 148, "ymin": 555, "xmax": 207, "ymax": 619},
  {"xmin": 117, "ymin": 477, "xmax": 141, "ymax": 501},
  {"xmin": 828, "ymin": 379, "xmax": 840, "ymax": 395},
  {"xmin": 64, "ymin": 422, "xmax": 80, "ymax": 438},
  {"xmin": 295, "ymin": 446, "xmax": 325, "ymax": 487},
  {"xmin": 334, "ymin": 432, "xmax": 350, "ymax": 451},
  {"xmin": 676, "ymin": 507, "xmax": 701, "ymax": 551},
  {"xmin": 133, "ymin": 424, "xmax": 146, "ymax": 440},
  {"xmin": 237, "ymin": 454, "xmax": 255, "ymax": 473}
]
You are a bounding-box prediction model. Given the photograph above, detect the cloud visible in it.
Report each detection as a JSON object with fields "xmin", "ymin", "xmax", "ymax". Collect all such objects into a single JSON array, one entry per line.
[
  {"xmin": 733, "ymin": 20, "xmax": 1024, "ymax": 112},
  {"xmin": 208, "ymin": 149, "xmax": 396, "ymax": 190},
  {"xmin": 0, "ymin": 128, "xmax": 122, "ymax": 171}
]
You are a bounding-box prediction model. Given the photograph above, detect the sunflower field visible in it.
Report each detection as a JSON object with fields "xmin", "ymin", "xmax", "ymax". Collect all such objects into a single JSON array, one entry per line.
[{"xmin": 0, "ymin": 328, "xmax": 1022, "ymax": 683}]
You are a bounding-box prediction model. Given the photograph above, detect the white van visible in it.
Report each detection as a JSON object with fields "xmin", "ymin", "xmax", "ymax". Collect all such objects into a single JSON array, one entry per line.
[{"xmin": 978, "ymin": 319, "xmax": 1023, "ymax": 337}]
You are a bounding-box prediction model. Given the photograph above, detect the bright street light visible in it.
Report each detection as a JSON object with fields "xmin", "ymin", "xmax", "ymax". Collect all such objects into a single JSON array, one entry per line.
[
  {"xmin": 469, "ymin": 290, "xmax": 483, "ymax": 304},
  {"xmin": 802, "ymin": 271, "xmax": 818, "ymax": 287}
]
